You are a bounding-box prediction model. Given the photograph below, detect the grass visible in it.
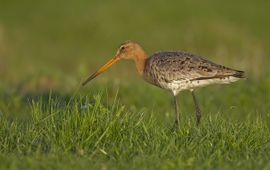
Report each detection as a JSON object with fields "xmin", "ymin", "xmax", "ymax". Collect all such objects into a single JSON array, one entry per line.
[
  {"xmin": 1, "ymin": 0, "xmax": 270, "ymax": 169},
  {"xmin": 0, "ymin": 90, "xmax": 270, "ymax": 170},
  {"xmin": 1, "ymin": 78, "xmax": 270, "ymax": 170}
]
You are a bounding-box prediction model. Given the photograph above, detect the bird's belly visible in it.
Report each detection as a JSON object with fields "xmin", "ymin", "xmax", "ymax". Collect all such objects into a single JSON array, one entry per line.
[{"xmin": 159, "ymin": 76, "xmax": 240, "ymax": 95}]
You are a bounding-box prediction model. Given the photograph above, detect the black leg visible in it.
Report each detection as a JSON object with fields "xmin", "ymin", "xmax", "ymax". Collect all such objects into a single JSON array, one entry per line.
[
  {"xmin": 191, "ymin": 90, "xmax": 201, "ymax": 126},
  {"xmin": 173, "ymin": 95, "xmax": 180, "ymax": 127}
]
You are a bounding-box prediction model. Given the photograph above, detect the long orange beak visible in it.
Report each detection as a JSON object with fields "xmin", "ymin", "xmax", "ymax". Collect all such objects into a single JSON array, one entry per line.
[{"xmin": 82, "ymin": 56, "xmax": 120, "ymax": 86}]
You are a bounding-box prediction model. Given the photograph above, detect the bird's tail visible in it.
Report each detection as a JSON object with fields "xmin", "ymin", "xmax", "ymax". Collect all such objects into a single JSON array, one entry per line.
[{"xmin": 232, "ymin": 70, "xmax": 245, "ymax": 79}]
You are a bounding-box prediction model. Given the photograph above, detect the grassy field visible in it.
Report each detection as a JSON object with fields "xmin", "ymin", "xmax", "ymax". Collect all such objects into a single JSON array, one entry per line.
[{"xmin": 1, "ymin": 0, "xmax": 270, "ymax": 169}]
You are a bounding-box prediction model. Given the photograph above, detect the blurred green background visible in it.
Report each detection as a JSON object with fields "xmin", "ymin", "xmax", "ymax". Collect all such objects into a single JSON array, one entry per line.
[{"xmin": 1, "ymin": 0, "xmax": 270, "ymax": 118}]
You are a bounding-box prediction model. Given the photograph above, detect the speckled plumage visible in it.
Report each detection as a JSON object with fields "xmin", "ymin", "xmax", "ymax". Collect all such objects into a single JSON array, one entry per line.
[
  {"xmin": 143, "ymin": 51, "xmax": 244, "ymax": 95},
  {"xmin": 83, "ymin": 41, "xmax": 245, "ymax": 126}
]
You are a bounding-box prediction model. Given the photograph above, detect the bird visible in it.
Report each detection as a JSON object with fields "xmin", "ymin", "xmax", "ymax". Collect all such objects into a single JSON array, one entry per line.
[{"xmin": 82, "ymin": 41, "xmax": 245, "ymax": 127}]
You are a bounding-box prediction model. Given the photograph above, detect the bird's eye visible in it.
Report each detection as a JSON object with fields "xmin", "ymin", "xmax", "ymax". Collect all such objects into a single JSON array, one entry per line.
[{"xmin": 120, "ymin": 46, "xmax": 125, "ymax": 50}]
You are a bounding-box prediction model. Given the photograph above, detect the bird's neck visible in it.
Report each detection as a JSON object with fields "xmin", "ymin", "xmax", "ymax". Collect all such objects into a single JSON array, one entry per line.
[{"xmin": 134, "ymin": 50, "xmax": 148, "ymax": 75}]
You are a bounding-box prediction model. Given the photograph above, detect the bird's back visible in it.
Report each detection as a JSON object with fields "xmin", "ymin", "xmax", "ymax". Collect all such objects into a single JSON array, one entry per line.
[{"xmin": 143, "ymin": 51, "xmax": 244, "ymax": 94}]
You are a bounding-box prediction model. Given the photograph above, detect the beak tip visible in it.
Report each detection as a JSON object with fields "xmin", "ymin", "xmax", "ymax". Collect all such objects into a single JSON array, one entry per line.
[
  {"xmin": 82, "ymin": 55, "xmax": 119, "ymax": 87},
  {"xmin": 82, "ymin": 80, "xmax": 90, "ymax": 86}
]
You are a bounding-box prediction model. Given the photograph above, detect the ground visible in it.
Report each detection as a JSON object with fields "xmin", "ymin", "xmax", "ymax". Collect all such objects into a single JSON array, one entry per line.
[{"xmin": 0, "ymin": 0, "xmax": 270, "ymax": 169}]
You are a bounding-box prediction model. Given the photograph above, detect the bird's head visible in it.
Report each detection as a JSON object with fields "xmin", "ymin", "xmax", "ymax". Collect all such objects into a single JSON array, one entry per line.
[
  {"xmin": 82, "ymin": 41, "xmax": 147, "ymax": 86},
  {"xmin": 115, "ymin": 40, "xmax": 144, "ymax": 59}
]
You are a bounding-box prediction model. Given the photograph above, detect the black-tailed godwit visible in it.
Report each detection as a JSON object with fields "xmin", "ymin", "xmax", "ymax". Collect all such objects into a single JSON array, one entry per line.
[{"xmin": 83, "ymin": 41, "xmax": 245, "ymax": 126}]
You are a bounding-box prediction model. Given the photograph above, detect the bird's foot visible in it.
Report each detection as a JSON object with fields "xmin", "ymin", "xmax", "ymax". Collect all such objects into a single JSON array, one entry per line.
[
  {"xmin": 171, "ymin": 120, "xmax": 179, "ymax": 132},
  {"xmin": 196, "ymin": 116, "xmax": 201, "ymax": 126}
]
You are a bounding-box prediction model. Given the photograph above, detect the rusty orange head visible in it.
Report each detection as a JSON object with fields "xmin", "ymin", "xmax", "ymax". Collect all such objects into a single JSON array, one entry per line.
[{"xmin": 82, "ymin": 41, "xmax": 146, "ymax": 86}]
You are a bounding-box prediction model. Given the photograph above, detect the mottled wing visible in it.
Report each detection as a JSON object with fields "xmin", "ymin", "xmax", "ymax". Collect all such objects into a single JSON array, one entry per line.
[{"xmin": 144, "ymin": 51, "xmax": 244, "ymax": 87}]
